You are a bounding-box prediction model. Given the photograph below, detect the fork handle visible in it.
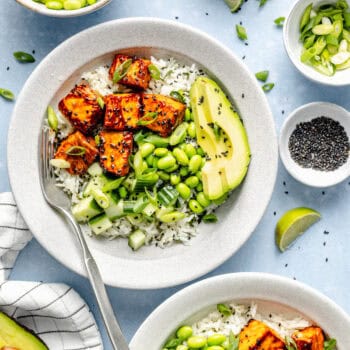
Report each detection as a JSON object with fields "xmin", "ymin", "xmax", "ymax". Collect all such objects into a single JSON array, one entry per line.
[{"xmin": 63, "ymin": 209, "xmax": 129, "ymax": 350}]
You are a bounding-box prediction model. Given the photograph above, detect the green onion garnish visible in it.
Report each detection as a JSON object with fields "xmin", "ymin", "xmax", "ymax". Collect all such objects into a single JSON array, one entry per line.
[
  {"xmin": 13, "ymin": 51, "xmax": 35, "ymax": 63},
  {"xmin": 170, "ymin": 90, "xmax": 185, "ymax": 104},
  {"xmin": 0, "ymin": 88, "xmax": 15, "ymax": 101},
  {"xmin": 285, "ymin": 336, "xmax": 298, "ymax": 350},
  {"xmin": 148, "ymin": 64, "xmax": 161, "ymax": 80},
  {"xmin": 255, "ymin": 70, "xmax": 269, "ymax": 82},
  {"xmin": 235, "ymin": 24, "xmax": 248, "ymax": 41},
  {"xmin": 97, "ymin": 96, "xmax": 104, "ymax": 109},
  {"xmin": 113, "ymin": 58, "xmax": 132, "ymax": 83},
  {"xmin": 65, "ymin": 146, "xmax": 86, "ymax": 156},
  {"xmin": 262, "ymin": 82, "xmax": 275, "ymax": 92},
  {"xmin": 94, "ymin": 135, "xmax": 100, "ymax": 146},
  {"xmin": 274, "ymin": 17, "xmax": 285, "ymax": 27},
  {"xmin": 202, "ymin": 213, "xmax": 218, "ymax": 223},
  {"xmin": 324, "ymin": 338, "xmax": 337, "ymax": 350},
  {"xmin": 259, "ymin": 0, "xmax": 268, "ymax": 7},
  {"xmin": 137, "ymin": 112, "xmax": 159, "ymax": 126},
  {"xmin": 217, "ymin": 303, "xmax": 232, "ymax": 316},
  {"xmin": 47, "ymin": 105, "xmax": 58, "ymax": 131}
]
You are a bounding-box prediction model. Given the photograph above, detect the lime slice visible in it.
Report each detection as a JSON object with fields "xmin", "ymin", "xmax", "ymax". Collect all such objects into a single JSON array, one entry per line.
[
  {"xmin": 275, "ymin": 207, "xmax": 321, "ymax": 252},
  {"xmin": 224, "ymin": 0, "xmax": 244, "ymax": 12}
]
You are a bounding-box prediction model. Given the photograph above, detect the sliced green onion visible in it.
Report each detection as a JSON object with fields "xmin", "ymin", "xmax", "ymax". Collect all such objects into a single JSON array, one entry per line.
[
  {"xmin": 236, "ymin": 24, "xmax": 248, "ymax": 40},
  {"xmin": 143, "ymin": 134, "xmax": 170, "ymax": 147},
  {"xmin": 157, "ymin": 185, "xmax": 179, "ymax": 207},
  {"xmin": 137, "ymin": 112, "xmax": 159, "ymax": 126},
  {"xmin": 65, "ymin": 146, "xmax": 86, "ymax": 156},
  {"xmin": 170, "ymin": 90, "xmax": 185, "ymax": 104},
  {"xmin": 300, "ymin": 3, "xmax": 313, "ymax": 31},
  {"xmin": 285, "ymin": 336, "xmax": 298, "ymax": 350},
  {"xmin": 255, "ymin": 70, "xmax": 269, "ymax": 82},
  {"xmin": 217, "ymin": 303, "xmax": 232, "ymax": 316},
  {"xmin": 159, "ymin": 211, "xmax": 186, "ymax": 223},
  {"xmin": 262, "ymin": 83, "xmax": 274, "ymax": 92},
  {"xmin": 259, "ymin": 0, "xmax": 268, "ymax": 7},
  {"xmin": 202, "ymin": 213, "xmax": 218, "ymax": 223},
  {"xmin": 132, "ymin": 173, "xmax": 159, "ymax": 192},
  {"xmin": 0, "ymin": 88, "xmax": 15, "ymax": 101},
  {"xmin": 113, "ymin": 58, "xmax": 132, "ymax": 83},
  {"xmin": 97, "ymin": 96, "xmax": 104, "ymax": 109},
  {"xmin": 133, "ymin": 151, "xmax": 144, "ymax": 177},
  {"xmin": 148, "ymin": 64, "xmax": 161, "ymax": 80},
  {"xmin": 50, "ymin": 158, "xmax": 70, "ymax": 169},
  {"xmin": 94, "ymin": 135, "xmax": 100, "ymax": 146},
  {"xmin": 312, "ymin": 24, "xmax": 334, "ymax": 35},
  {"xmin": 13, "ymin": 51, "xmax": 35, "ymax": 63},
  {"xmin": 169, "ymin": 122, "xmax": 188, "ymax": 146},
  {"xmin": 133, "ymin": 195, "xmax": 150, "ymax": 213},
  {"xmin": 102, "ymin": 177, "xmax": 125, "ymax": 192},
  {"xmin": 274, "ymin": 16, "xmax": 285, "ymax": 27},
  {"xmin": 324, "ymin": 338, "xmax": 337, "ymax": 350},
  {"xmin": 47, "ymin": 105, "xmax": 58, "ymax": 131},
  {"xmin": 123, "ymin": 200, "xmax": 136, "ymax": 214}
]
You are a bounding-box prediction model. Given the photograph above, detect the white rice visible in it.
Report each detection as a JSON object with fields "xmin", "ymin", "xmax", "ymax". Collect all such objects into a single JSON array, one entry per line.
[
  {"xmin": 54, "ymin": 56, "xmax": 205, "ymax": 248},
  {"xmin": 191, "ymin": 302, "xmax": 311, "ymax": 340}
]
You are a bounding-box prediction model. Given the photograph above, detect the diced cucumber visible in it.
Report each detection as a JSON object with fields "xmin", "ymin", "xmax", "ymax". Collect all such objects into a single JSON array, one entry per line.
[
  {"xmin": 89, "ymin": 214, "xmax": 113, "ymax": 235},
  {"xmin": 128, "ymin": 229, "xmax": 146, "ymax": 250},
  {"xmin": 134, "ymin": 195, "xmax": 149, "ymax": 214},
  {"xmin": 72, "ymin": 196, "xmax": 103, "ymax": 222},
  {"xmin": 87, "ymin": 162, "xmax": 103, "ymax": 176},
  {"xmin": 83, "ymin": 175, "xmax": 108, "ymax": 197},
  {"xmin": 142, "ymin": 202, "xmax": 157, "ymax": 217},
  {"xmin": 105, "ymin": 197, "xmax": 124, "ymax": 220}
]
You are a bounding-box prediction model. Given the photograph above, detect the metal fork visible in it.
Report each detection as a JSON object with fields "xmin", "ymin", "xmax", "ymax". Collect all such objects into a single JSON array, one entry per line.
[{"xmin": 39, "ymin": 129, "xmax": 129, "ymax": 350}]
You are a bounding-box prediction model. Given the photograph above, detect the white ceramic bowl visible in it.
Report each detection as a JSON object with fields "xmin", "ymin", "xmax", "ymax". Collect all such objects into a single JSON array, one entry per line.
[
  {"xmin": 284, "ymin": 0, "xmax": 350, "ymax": 86},
  {"xmin": 15, "ymin": 0, "xmax": 111, "ymax": 17},
  {"xmin": 130, "ymin": 273, "xmax": 350, "ymax": 349},
  {"xmin": 8, "ymin": 18, "xmax": 278, "ymax": 289},
  {"xmin": 279, "ymin": 102, "xmax": 350, "ymax": 187}
]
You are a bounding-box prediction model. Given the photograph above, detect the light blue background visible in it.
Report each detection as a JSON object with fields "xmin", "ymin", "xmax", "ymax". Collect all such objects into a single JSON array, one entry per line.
[{"xmin": 1, "ymin": 0, "xmax": 350, "ymax": 348}]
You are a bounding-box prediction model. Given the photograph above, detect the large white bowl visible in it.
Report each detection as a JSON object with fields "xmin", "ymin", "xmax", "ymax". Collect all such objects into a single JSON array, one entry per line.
[
  {"xmin": 8, "ymin": 18, "xmax": 278, "ymax": 289},
  {"xmin": 130, "ymin": 273, "xmax": 350, "ymax": 349},
  {"xmin": 284, "ymin": 0, "xmax": 350, "ymax": 86},
  {"xmin": 15, "ymin": 0, "xmax": 111, "ymax": 17}
]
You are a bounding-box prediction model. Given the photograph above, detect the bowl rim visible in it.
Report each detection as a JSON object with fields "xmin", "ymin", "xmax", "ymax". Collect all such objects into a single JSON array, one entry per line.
[
  {"xmin": 130, "ymin": 272, "xmax": 350, "ymax": 349},
  {"xmin": 15, "ymin": 0, "xmax": 111, "ymax": 17},
  {"xmin": 279, "ymin": 101, "xmax": 350, "ymax": 187},
  {"xmin": 283, "ymin": 0, "xmax": 350, "ymax": 86}
]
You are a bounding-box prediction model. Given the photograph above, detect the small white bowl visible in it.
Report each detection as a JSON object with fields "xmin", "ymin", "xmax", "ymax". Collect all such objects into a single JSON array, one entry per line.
[
  {"xmin": 279, "ymin": 102, "xmax": 350, "ymax": 187},
  {"xmin": 15, "ymin": 0, "xmax": 111, "ymax": 17},
  {"xmin": 283, "ymin": 0, "xmax": 350, "ymax": 86}
]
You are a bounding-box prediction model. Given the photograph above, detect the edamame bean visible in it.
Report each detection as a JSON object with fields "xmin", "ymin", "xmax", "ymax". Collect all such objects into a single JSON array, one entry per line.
[
  {"xmin": 176, "ymin": 345, "xmax": 188, "ymax": 350},
  {"xmin": 196, "ymin": 171, "xmax": 202, "ymax": 181},
  {"xmin": 154, "ymin": 147, "xmax": 169, "ymax": 157},
  {"xmin": 152, "ymin": 157, "xmax": 159, "ymax": 168},
  {"xmin": 189, "ymin": 199, "xmax": 204, "ymax": 214},
  {"xmin": 189, "ymin": 155, "xmax": 202, "ymax": 173},
  {"xmin": 78, "ymin": 0, "xmax": 86, "ymax": 6},
  {"xmin": 176, "ymin": 325, "xmax": 193, "ymax": 340},
  {"xmin": 197, "ymin": 147, "xmax": 205, "ymax": 156},
  {"xmin": 187, "ymin": 122, "xmax": 196, "ymax": 138},
  {"xmin": 196, "ymin": 183, "xmax": 203, "ymax": 192},
  {"xmin": 159, "ymin": 211, "xmax": 186, "ymax": 223},
  {"xmin": 87, "ymin": 0, "xmax": 96, "ymax": 3},
  {"xmin": 185, "ymin": 108, "xmax": 192, "ymax": 121},
  {"xmin": 221, "ymin": 339, "xmax": 229, "ymax": 349},
  {"xmin": 187, "ymin": 336, "xmax": 207, "ymax": 349},
  {"xmin": 118, "ymin": 186, "xmax": 128, "ymax": 199},
  {"xmin": 207, "ymin": 346, "xmax": 224, "ymax": 350},
  {"xmin": 146, "ymin": 154, "xmax": 155, "ymax": 167},
  {"xmin": 185, "ymin": 176, "xmax": 199, "ymax": 188},
  {"xmin": 176, "ymin": 183, "xmax": 191, "ymax": 200},
  {"xmin": 207, "ymin": 334, "xmax": 227, "ymax": 346},
  {"xmin": 184, "ymin": 144, "xmax": 196, "ymax": 158},
  {"xmin": 173, "ymin": 148, "xmax": 189, "ymax": 166},
  {"xmin": 179, "ymin": 167, "xmax": 189, "ymax": 177},
  {"xmin": 140, "ymin": 143, "xmax": 155, "ymax": 158},
  {"xmin": 46, "ymin": 0, "xmax": 64, "ymax": 9},
  {"xmin": 196, "ymin": 192, "xmax": 211, "ymax": 207},
  {"xmin": 164, "ymin": 164, "xmax": 179, "ymax": 173},
  {"xmin": 170, "ymin": 174, "xmax": 181, "ymax": 186},
  {"xmin": 63, "ymin": 0, "xmax": 82, "ymax": 10},
  {"xmin": 142, "ymin": 161, "xmax": 148, "ymax": 172},
  {"xmin": 158, "ymin": 171, "xmax": 170, "ymax": 181},
  {"xmin": 201, "ymin": 158, "xmax": 206, "ymax": 168}
]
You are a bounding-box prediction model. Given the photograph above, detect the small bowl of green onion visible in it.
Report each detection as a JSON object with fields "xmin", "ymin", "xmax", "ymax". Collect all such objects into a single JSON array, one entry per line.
[
  {"xmin": 15, "ymin": 0, "xmax": 111, "ymax": 17},
  {"xmin": 284, "ymin": 0, "xmax": 350, "ymax": 85}
]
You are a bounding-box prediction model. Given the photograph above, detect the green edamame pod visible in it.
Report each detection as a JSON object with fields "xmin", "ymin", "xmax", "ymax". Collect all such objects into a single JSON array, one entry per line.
[
  {"xmin": 170, "ymin": 174, "xmax": 181, "ymax": 186},
  {"xmin": 157, "ymin": 155, "xmax": 176, "ymax": 169},
  {"xmin": 196, "ymin": 192, "xmax": 211, "ymax": 207},
  {"xmin": 173, "ymin": 148, "xmax": 189, "ymax": 166},
  {"xmin": 187, "ymin": 122, "xmax": 196, "ymax": 138},
  {"xmin": 187, "ymin": 336, "xmax": 207, "ymax": 348},
  {"xmin": 154, "ymin": 148, "xmax": 169, "ymax": 157},
  {"xmin": 207, "ymin": 334, "xmax": 227, "ymax": 346},
  {"xmin": 176, "ymin": 183, "xmax": 191, "ymax": 200},
  {"xmin": 140, "ymin": 143, "xmax": 155, "ymax": 158},
  {"xmin": 176, "ymin": 325, "xmax": 193, "ymax": 340},
  {"xmin": 189, "ymin": 199, "xmax": 204, "ymax": 214},
  {"xmin": 189, "ymin": 155, "xmax": 202, "ymax": 173},
  {"xmin": 184, "ymin": 144, "xmax": 196, "ymax": 158},
  {"xmin": 63, "ymin": 0, "xmax": 82, "ymax": 10},
  {"xmin": 185, "ymin": 108, "xmax": 192, "ymax": 121},
  {"xmin": 185, "ymin": 176, "xmax": 199, "ymax": 188}
]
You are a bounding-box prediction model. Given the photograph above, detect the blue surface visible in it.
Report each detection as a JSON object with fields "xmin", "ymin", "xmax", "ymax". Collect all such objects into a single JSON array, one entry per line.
[{"xmin": 1, "ymin": 0, "xmax": 350, "ymax": 348}]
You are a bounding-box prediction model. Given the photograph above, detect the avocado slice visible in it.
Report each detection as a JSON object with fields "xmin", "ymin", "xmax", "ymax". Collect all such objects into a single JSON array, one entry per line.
[
  {"xmin": 0, "ymin": 311, "xmax": 48, "ymax": 349},
  {"xmin": 190, "ymin": 77, "xmax": 251, "ymax": 200}
]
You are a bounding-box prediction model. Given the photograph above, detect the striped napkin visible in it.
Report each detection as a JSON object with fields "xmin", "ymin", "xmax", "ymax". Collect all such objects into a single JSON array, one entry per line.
[{"xmin": 0, "ymin": 192, "xmax": 103, "ymax": 350}]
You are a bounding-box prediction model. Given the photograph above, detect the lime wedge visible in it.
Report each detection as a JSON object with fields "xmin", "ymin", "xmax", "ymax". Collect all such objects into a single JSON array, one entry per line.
[
  {"xmin": 275, "ymin": 207, "xmax": 321, "ymax": 252},
  {"xmin": 224, "ymin": 0, "xmax": 244, "ymax": 12}
]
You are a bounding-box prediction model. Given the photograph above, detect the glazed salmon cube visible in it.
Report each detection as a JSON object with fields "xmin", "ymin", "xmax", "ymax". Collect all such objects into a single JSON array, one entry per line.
[
  {"xmin": 292, "ymin": 326, "xmax": 324, "ymax": 350},
  {"xmin": 58, "ymin": 84, "xmax": 103, "ymax": 134},
  {"xmin": 54, "ymin": 131, "xmax": 98, "ymax": 175},
  {"xmin": 99, "ymin": 131, "xmax": 133, "ymax": 176},
  {"xmin": 239, "ymin": 319, "xmax": 286, "ymax": 350},
  {"xmin": 104, "ymin": 93, "xmax": 142, "ymax": 130},
  {"xmin": 141, "ymin": 94, "xmax": 186, "ymax": 137},
  {"xmin": 109, "ymin": 54, "xmax": 152, "ymax": 90}
]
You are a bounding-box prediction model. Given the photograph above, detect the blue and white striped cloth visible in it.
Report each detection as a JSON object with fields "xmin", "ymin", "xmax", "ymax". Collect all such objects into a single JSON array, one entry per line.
[{"xmin": 0, "ymin": 192, "xmax": 103, "ymax": 350}]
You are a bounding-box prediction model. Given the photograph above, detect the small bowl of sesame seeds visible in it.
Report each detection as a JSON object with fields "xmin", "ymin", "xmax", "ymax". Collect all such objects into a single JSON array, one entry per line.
[{"xmin": 279, "ymin": 102, "xmax": 350, "ymax": 187}]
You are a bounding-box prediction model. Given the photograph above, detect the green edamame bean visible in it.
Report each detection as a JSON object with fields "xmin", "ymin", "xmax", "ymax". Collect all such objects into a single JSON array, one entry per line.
[
  {"xmin": 184, "ymin": 144, "xmax": 196, "ymax": 158},
  {"xmin": 158, "ymin": 171, "xmax": 170, "ymax": 181},
  {"xmin": 185, "ymin": 176, "xmax": 199, "ymax": 188},
  {"xmin": 157, "ymin": 154, "xmax": 176, "ymax": 169},
  {"xmin": 196, "ymin": 192, "xmax": 211, "ymax": 207},
  {"xmin": 176, "ymin": 183, "xmax": 191, "ymax": 200},
  {"xmin": 154, "ymin": 147, "xmax": 169, "ymax": 157},
  {"xmin": 207, "ymin": 346, "xmax": 224, "ymax": 350},
  {"xmin": 63, "ymin": 0, "xmax": 82, "ymax": 10},
  {"xmin": 160, "ymin": 211, "xmax": 186, "ymax": 223},
  {"xmin": 170, "ymin": 174, "xmax": 181, "ymax": 185},
  {"xmin": 201, "ymin": 158, "xmax": 206, "ymax": 168},
  {"xmin": 187, "ymin": 122, "xmax": 196, "ymax": 138},
  {"xmin": 79, "ymin": 0, "xmax": 87, "ymax": 6},
  {"xmin": 118, "ymin": 186, "xmax": 128, "ymax": 199},
  {"xmin": 164, "ymin": 164, "xmax": 179, "ymax": 173},
  {"xmin": 46, "ymin": 0, "xmax": 64, "ymax": 9},
  {"xmin": 176, "ymin": 325, "xmax": 193, "ymax": 340},
  {"xmin": 187, "ymin": 336, "xmax": 207, "ymax": 349},
  {"xmin": 189, "ymin": 199, "xmax": 204, "ymax": 214},
  {"xmin": 197, "ymin": 147, "xmax": 205, "ymax": 156},
  {"xmin": 185, "ymin": 108, "xmax": 192, "ymax": 121},
  {"xmin": 146, "ymin": 154, "xmax": 155, "ymax": 167},
  {"xmin": 196, "ymin": 171, "xmax": 202, "ymax": 181},
  {"xmin": 179, "ymin": 167, "xmax": 189, "ymax": 177},
  {"xmin": 152, "ymin": 157, "xmax": 159, "ymax": 168},
  {"xmin": 87, "ymin": 0, "xmax": 96, "ymax": 3},
  {"xmin": 189, "ymin": 155, "xmax": 202, "ymax": 173},
  {"xmin": 207, "ymin": 334, "xmax": 227, "ymax": 346},
  {"xmin": 173, "ymin": 148, "xmax": 189, "ymax": 166},
  {"xmin": 140, "ymin": 143, "xmax": 155, "ymax": 158},
  {"xmin": 142, "ymin": 160, "xmax": 148, "ymax": 172},
  {"xmin": 196, "ymin": 183, "xmax": 203, "ymax": 192},
  {"xmin": 176, "ymin": 345, "xmax": 188, "ymax": 350}
]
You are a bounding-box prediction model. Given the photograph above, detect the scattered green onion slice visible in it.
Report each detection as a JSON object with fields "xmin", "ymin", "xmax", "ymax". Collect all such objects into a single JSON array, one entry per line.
[
  {"xmin": 224, "ymin": 0, "xmax": 243, "ymax": 13},
  {"xmin": 274, "ymin": 16, "xmax": 285, "ymax": 27},
  {"xmin": 324, "ymin": 338, "xmax": 337, "ymax": 350},
  {"xmin": 137, "ymin": 112, "xmax": 159, "ymax": 126},
  {"xmin": 0, "ymin": 88, "xmax": 15, "ymax": 101},
  {"xmin": 259, "ymin": 0, "xmax": 268, "ymax": 7},
  {"xmin": 262, "ymin": 82, "xmax": 275, "ymax": 92},
  {"xmin": 94, "ymin": 135, "xmax": 100, "ymax": 146},
  {"xmin": 148, "ymin": 64, "xmax": 161, "ymax": 80},
  {"xmin": 97, "ymin": 96, "xmax": 104, "ymax": 109},
  {"xmin": 285, "ymin": 336, "xmax": 298, "ymax": 350},
  {"xmin": 235, "ymin": 24, "xmax": 248, "ymax": 40},
  {"xmin": 65, "ymin": 146, "xmax": 86, "ymax": 156},
  {"xmin": 50, "ymin": 158, "xmax": 70, "ymax": 169},
  {"xmin": 255, "ymin": 70, "xmax": 269, "ymax": 82},
  {"xmin": 47, "ymin": 105, "xmax": 58, "ymax": 131},
  {"xmin": 113, "ymin": 58, "xmax": 132, "ymax": 83},
  {"xmin": 217, "ymin": 303, "xmax": 232, "ymax": 316},
  {"xmin": 202, "ymin": 213, "xmax": 218, "ymax": 223},
  {"xmin": 170, "ymin": 90, "xmax": 185, "ymax": 104},
  {"xmin": 13, "ymin": 51, "xmax": 35, "ymax": 63}
]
